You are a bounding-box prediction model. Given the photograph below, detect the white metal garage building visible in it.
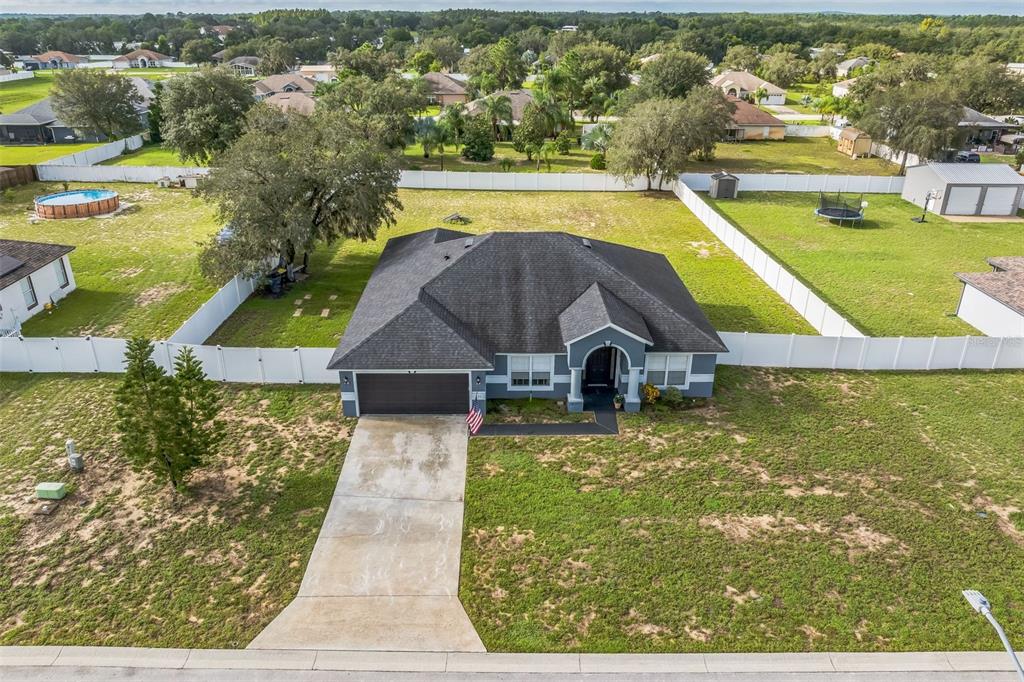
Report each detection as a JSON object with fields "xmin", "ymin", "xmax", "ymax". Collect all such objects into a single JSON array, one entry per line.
[
  {"xmin": 955, "ymin": 257, "xmax": 1024, "ymax": 337},
  {"xmin": 901, "ymin": 163, "xmax": 1024, "ymax": 217}
]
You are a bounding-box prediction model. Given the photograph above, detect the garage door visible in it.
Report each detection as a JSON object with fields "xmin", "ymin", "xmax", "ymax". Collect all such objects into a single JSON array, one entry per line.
[
  {"xmin": 944, "ymin": 186, "xmax": 982, "ymax": 215},
  {"xmin": 980, "ymin": 187, "xmax": 1020, "ymax": 216},
  {"xmin": 357, "ymin": 373, "xmax": 468, "ymax": 415}
]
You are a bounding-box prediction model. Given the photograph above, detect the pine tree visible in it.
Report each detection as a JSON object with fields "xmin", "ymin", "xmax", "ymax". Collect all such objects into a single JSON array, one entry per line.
[{"xmin": 171, "ymin": 347, "xmax": 224, "ymax": 477}]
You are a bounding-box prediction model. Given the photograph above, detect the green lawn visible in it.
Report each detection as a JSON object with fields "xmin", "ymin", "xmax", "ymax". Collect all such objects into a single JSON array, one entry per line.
[
  {"xmin": 0, "ymin": 71, "xmax": 55, "ymax": 113},
  {"xmin": 705, "ymin": 192, "xmax": 1024, "ymax": 336},
  {"xmin": 100, "ymin": 144, "xmax": 200, "ymax": 167},
  {"xmin": 403, "ymin": 140, "xmax": 599, "ymax": 173},
  {"xmin": 462, "ymin": 366, "xmax": 1024, "ymax": 652},
  {"xmin": 0, "ymin": 143, "xmax": 104, "ymax": 166},
  {"xmin": 688, "ymin": 137, "xmax": 898, "ymax": 176},
  {"xmin": 0, "ymin": 182, "xmax": 221, "ymax": 338},
  {"xmin": 781, "ymin": 81, "xmax": 827, "ymax": 114},
  {"xmin": 0, "ymin": 373, "xmax": 349, "ymax": 647},
  {"xmin": 206, "ymin": 190, "xmax": 814, "ymax": 348}
]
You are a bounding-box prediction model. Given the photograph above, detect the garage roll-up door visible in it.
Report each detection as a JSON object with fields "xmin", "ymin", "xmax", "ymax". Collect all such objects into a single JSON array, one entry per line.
[
  {"xmin": 944, "ymin": 186, "xmax": 982, "ymax": 215},
  {"xmin": 980, "ymin": 187, "xmax": 1020, "ymax": 216},
  {"xmin": 357, "ymin": 373, "xmax": 468, "ymax": 414}
]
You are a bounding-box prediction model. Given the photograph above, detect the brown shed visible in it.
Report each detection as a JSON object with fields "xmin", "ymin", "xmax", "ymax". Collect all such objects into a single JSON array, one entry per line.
[{"xmin": 837, "ymin": 127, "xmax": 872, "ymax": 158}]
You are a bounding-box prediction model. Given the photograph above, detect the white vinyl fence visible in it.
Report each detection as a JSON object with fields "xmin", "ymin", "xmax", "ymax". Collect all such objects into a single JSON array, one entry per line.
[
  {"xmin": 673, "ymin": 181, "xmax": 863, "ymax": 337},
  {"xmin": 870, "ymin": 142, "xmax": 921, "ymax": 170},
  {"xmin": 718, "ymin": 332, "xmax": 1024, "ymax": 371},
  {"xmin": 41, "ymin": 134, "xmax": 144, "ymax": 167},
  {"xmin": 168, "ymin": 269, "xmax": 264, "ymax": 345},
  {"xmin": 398, "ymin": 170, "xmax": 659, "ymax": 191},
  {"xmin": 0, "ymin": 71, "xmax": 34, "ymax": 83},
  {"xmin": 784, "ymin": 125, "xmax": 832, "ymax": 137},
  {"xmin": 35, "ymin": 163, "xmax": 208, "ymax": 183},
  {"xmin": 678, "ymin": 173, "xmax": 903, "ymax": 194}
]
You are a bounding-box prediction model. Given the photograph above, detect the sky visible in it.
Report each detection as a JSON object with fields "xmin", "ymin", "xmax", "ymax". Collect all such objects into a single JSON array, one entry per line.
[{"xmin": 1, "ymin": 0, "xmax": 1022, "ymax": 15}]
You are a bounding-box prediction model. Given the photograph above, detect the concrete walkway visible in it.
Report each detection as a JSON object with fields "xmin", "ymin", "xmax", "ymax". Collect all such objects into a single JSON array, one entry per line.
[{"xmin": 249, "ymin": 416, "xmax": 484, "ymax": 652}]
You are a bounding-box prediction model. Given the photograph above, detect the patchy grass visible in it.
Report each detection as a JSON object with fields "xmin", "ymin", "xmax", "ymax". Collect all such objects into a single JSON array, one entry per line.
[
  {"xmin": 486, "ymin": 399, "xmax": 594, "ymax": 425},
  {"xmin": 0, "ymin": 71, "xmax": 55, "ymax": 113},
  {"xmin": 780, "ymin": 81, "xmax": 828, "ymax": 114},
  {"xmin": 461, "ymin": 366, "xmax": 1024, "ymax": 652},
  {"xmin": 100, "ymin": 144, "xmax": 201, "ymax": 167},
  {"xmin": 688, "ymin": 138, "xmax": 898, "ymax": 176},
  {"xmin": 0, "ymin": 182, "xmax": 220, "ymax": 338},
  {"xmin": 705, "ymin": 192, "xmax": 1024, "ymax": 336},
  {"xmin": 0, "ymin": 373, "xmax": 350, "ymax": 647},
  {"xmin": 207, "ymin": 190, "xmax": 814, "ymax": 348},
  {"xmin": 0, "ymin": 143, "xmax": 104, "ymax": 166},
  {"xmin": 402, "ymin": 140, "xmax": 598, "ymax": 173}
]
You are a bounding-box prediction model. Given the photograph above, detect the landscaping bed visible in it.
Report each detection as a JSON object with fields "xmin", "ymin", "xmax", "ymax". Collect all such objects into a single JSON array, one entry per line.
[
  {"xmin": 0, "ymin": 182, "xmax": 221, "ymax": 339},
  {"xmin": 402, "ymin": 141, "xmax": 600, "ymax": 174},
  {"xmin": 0, "ymin": 374, "xmax": 350, "ymax": 647},
  {"xmin": 206, "ymin": 190, "xmax": 815, "ymax": 348},
  {"xmin": 461, "ymin": 365, "xmax": 1024, "ymax": 652},
  {"xmin": 486, "ymin": 399, "xmax": 595, "ymax": 425},
  {"xmin": 705, "ymin": 192, "xmax": 1024, "ymax": 336}
]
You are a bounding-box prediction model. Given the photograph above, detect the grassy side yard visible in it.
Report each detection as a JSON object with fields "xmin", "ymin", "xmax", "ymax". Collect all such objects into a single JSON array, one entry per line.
[
  {"xmin": 100, "ymin": 144, "xmax": 201, "ymax": 167},
  {"xmin": 207, "ymin": 190, "xmax": 814, "ymax": 348},
  {"xmin": 0, "ymin": 143, "xmax": 104, "ymax": 166},
  {"xmin": 0, "ymin": 374, "xmax": 349, "ymax": 647},
  {"xmin": 780, "ymin": 81, "xmax": 827, "ymax": 114},
  {"xmin": 687, "ymin": 138, "xmax": 897, "ymax": 176},
  {"xmin": 706, "ymin": 192, "xmax": 1024, "ymax": 337},
  {"xmin": 462, "ymin": 366, "xmax": 1024, "ymax": 652},
  {"xmin": 403, "ymin": 140, "xmax": 599, "ymax": 173},
  {"xmin": 0, "ymin": 182, "xmax": 221, "ymax": 338},
  {"xmin": 0, "ymin": 72, "xmax": 55, "ymax": 113}
]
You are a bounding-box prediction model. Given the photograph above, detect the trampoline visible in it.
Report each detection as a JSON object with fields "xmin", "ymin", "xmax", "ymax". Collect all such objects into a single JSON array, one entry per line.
[{"xmin": 814, "ymin": 191, "xmax": 867, "ymax": 226}]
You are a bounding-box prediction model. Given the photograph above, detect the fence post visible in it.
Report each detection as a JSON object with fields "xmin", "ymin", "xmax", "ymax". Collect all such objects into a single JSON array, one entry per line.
[
  {"xmin": 256, "ymin": 347, "xmax": 266, "ymax": 384},
  {"xmin": 857, "ymin": 337, "xmax": 869, "ymax": 370},
  {"xmin": 831, "ymin": 336, "xmax": 842, "ymax": 369},
  {"xmin": 217, "ymin": 344, "xmax": 227, "ymax": 382},
  {"xmin": 88, "ymin": 335, "xmax": 100, "ymax": 372},
  {"xmin": 293, "ymin": 347, "xmax": 305, "ymax": 384},
  {"xmin": 926, "ymin": 336, "xmax": 937, "ymax": 370},
  {"xmin": 990, "ymin": 337, "xmax": 1005, "ymax": 370},
  {"xmin": 958, "ymin": 336, "xmax": 971, "ymax": 370},
  {"xmin": 892, "ymin": 336, "xmax": 904, "ymax": 370},
  {"xmin": 738, "ymin": 331, "xmax": 748, "ymax": 366},
  {"xmin": 786, "ymin": 333, "xmax": 796, "ymax": 367},
  {"xmin": 54, "ymin": 338, "xmax": 66, "ymax": 372}
]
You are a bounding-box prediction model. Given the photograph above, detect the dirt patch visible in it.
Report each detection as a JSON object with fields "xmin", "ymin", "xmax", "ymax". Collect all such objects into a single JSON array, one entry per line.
[
  {"xmin": 135, "ymin": 283, "xmax": 188, "ymax": 307},
  {"xmin": 724, "ymin": 585, "xmax": 761, "ymax": 605},
  {"xmin": 973, "ymin": 495, "xmax": 1024, "ymax": 545}
]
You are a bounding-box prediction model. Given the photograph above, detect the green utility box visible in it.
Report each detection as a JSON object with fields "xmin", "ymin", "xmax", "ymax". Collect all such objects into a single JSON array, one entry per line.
[{"xmin": 36, "ymin": 482, "xmax": 66, "ymax": 500}]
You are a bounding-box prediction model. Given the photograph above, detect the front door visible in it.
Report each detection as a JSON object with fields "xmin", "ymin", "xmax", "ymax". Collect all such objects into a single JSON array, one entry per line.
[{"xmin": 584, "ymin": 347, "xmax": 613, "ymax": 388}]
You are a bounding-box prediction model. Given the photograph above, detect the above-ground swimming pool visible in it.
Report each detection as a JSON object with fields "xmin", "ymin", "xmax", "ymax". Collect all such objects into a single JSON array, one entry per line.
[{"xmin": 35, "ymin": 189, "xmax": 120, "ymax": 219}]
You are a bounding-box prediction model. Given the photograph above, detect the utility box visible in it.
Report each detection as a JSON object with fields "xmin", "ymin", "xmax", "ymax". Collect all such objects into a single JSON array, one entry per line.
[
  {"xmin": 36, "ymin": 482, "xmax": 66, "ymax": 500},
  {"xmin": 709, "ymin": 171, "xmax": 739, "ymax": 199}
]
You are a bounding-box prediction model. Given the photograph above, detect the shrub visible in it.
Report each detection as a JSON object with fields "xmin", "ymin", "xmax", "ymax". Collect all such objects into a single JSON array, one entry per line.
[
  {"xmin": 660, "ymin": 386, "xmax": 684, "ymax": 407},
  {"xmin": 499, "ymin": 157, "xmax": 514, "ymax": 172},
  {"xmin": 589, "ymin": 152, "xmax": 606, "ymax": 170},
  {"xmin": 641, "ymin": 383, "xmax": 660, "ymax": 403},
  {"xmin": 461, "ymin": 116, "xmax": 495, "ymax": 162},
  {"xmin": 553, "ymin": 129, "xmax": 574, "ymax": 154}
]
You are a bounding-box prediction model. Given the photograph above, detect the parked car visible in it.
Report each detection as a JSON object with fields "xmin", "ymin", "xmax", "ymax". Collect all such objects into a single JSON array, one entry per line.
[{"xmin": 955, "ymin": 151, "xmax": 981, "ymax": 163}]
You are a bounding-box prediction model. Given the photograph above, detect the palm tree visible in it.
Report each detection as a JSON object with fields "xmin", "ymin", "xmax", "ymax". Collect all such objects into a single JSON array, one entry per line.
[
  {"xmin": 753, "ymin": 85, "xmax": 769, "ymax": 105},
  {"xmin": 537, "ymin": 140, "xmax": 557, "ymax": 172},
  {"xmin": 439, "ymin": 103, "xmax": 466, "ymax": 151},
  {"xmin": 483, "ymin": 95, "xmax": 513, "ymax": 141},
  {"xmin": 531, "ymin": 88, "xmax": 570, "ymax": 138},
  {"xmin": 415, "ymin": 118, "xmax": 453, "ymax": 170},
  {"xmin": 581, "ymin": 123, "xmax": 613, "ymax": 154}
]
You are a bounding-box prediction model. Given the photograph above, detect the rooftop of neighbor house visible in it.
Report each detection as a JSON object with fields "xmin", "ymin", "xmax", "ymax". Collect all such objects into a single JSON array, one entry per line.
[
  {"xmin": 988, "ymin": 256, "xmax": 1024, "ymax": 272},
  {"xmin": 960, "ymin": 106, "xmax": 1015, "ymax": 128},
  {"xmin": 327, "ymin": 229, "xmax": 726, "ymax": 372},
  {"xmin": 0, "ymin": 239, "xmax": 75, "ymax": 290},
  {"xmin": 422, "ymin": 71, "xmax": 467, "ymax": 95},
  {"xmin": 710, "ymin": 70, "xmax": 786, "ymax": 94},
  {"xmin": 265, "ymin": 91, "xmax": 315, "ymax": 115},
  {"xmin": 32, "ymin": 50, "xmax": 84, "ymax": 63},
  {"xmin": 957, "ymin": 257, "xmax": 1024, "ymax": 316},
  {"xmin": 726, "ymin": 96, "xmax": 785, "ymax": 126},
  {"xmin": 114, "ymin": 49, "xmax": 170, "ymax": 62},
  {"xmin": 253, "ymin": 73, "xmax": 317, "ymax": 95},
  {"xmin": 228, "ymin": 55, "xmax": 260, "ymax": 66}
]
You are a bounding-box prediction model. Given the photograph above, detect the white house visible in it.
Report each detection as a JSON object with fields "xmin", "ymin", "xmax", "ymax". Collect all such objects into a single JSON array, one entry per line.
[
  {"xmin": 297, "ymin": 64, "xmax": 338, "ymax": 83},
  {"xmin": 112, "ymin": 49, "xmax": 173, "ymax": 69},
  {"xmin": 832, "ymin": 77, "xmax": 856, "ymax": 98},
  {"xmin": 0, "ymin": 239, "xmax": 76, "ymax": 334},
  {"xmin": 901, "ymin": 163, "xmax": 1024, "ymax": 217},
  {"xmin": 836, "ymin": 56, "xmax": 870, "ymax": 77},
  {"xmin": 955, "ymin": 257, "xmax": 1024, "ymax": 337},
  {"xmin": 710, "ymin": 70, "xmax": 786, "ymax": 105}
]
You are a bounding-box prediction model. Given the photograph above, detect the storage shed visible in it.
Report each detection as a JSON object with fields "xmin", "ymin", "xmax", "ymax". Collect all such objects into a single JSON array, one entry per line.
[
  {"xmin": 709, "ymin": 171, "xmax": 739, "ymax": 199},
  {"xmin": 837, "ymin": 127, "xmax": 872, "ymax": 158},
  {"xmin": 901, "ymin": 163, "xmax": 1024, "ymax": 217}
]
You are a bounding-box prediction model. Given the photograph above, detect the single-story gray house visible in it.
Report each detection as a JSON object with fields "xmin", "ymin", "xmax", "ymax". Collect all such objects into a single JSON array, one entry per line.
[
  {"xmin": 327, "ymin": 229, "xmax": 727, "ymax": 416},
  {"xmin": 0, "ymin": 239, "xmax": 76, "ymax": 334},
  {"xmin": 901, "ymin": 163, "xmax": 1024, "ymax": 217},
  {"xmin": 0, "ymin": 98, "xmax": 102, "ymax": 145}
]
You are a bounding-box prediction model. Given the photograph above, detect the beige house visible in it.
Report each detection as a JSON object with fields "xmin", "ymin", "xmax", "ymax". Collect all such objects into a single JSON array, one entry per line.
[
  {"xmin": 422, "ymin": 72, "xmax": 469, "ymax": 107},
  {"xmin": 297, "ymin": 64, "xmax": 339, "ymax": 83},
  {"xmin": 724, "ymin": 96, "xmax": 786, "ymax": 141},
  {"xmin": 112, "ymin": 49, "xmax": 172, "ymax": 69},
  {"xmin": 265, "ymin": 92, "xmax": 316, "ymax": 116},
  {"xmin": 253, "ymin": 74, "xmax": 317, "ymax": 101},
  {"xmin": 465, "ymin": 89, "xmax": 535, "ymax": 124},
  {"xmin": 837, "ymin": 127, "xmax": 872, "ymax": 158},
  {"xmin": 710, "ymin": 70, "xmax": 786, "ymax": 105}
]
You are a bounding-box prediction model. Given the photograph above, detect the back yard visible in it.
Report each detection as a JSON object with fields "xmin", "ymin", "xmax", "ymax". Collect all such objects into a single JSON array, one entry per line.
[
  {"xmin": 0, "ymin": 182, "xmax": 221, "ymax": 338},
  {"xmin": 207, "ymin": 190, "xmax": 815, "ymax": 347},
  {"xmin": 100, "ymin": 144, "xmax": 201, "ymax": 167},
  {"xmin": 0, "ymin": 374, "xmax": 348, "ymax": 647},
  {"xmin": 0, "ymin": 143, "xmax": 103, "ymax": 166},
  {"xmin": 705, "ymin": 192, "xmax": 1024, "ymax": 337},
  {"xmin": 462, "ymin": 366, "xmax": 1024, "ymax": 652},
  {"xmin": 686, "ymin": 138, "xmax": 897, "ymax": 176},
  {"xmin": 0, "ymin": 72, "xmax": 56, "ymax": 113}
]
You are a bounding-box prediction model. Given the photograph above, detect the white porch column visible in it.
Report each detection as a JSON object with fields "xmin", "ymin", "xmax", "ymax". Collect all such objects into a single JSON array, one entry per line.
[
  {"xmin": 625, "ymin": 367, "xmax": 642, "ymax": 412},
  {"xmin": 568, "ymin": 367, "xmax": 583, "ymax": 412}
]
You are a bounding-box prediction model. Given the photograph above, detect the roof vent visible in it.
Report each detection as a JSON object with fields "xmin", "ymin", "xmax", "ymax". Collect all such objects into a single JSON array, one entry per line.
[
  {"xmin": 443, "ymin": 254, "xmax": 451, "ymax": 261},
  {"xmin": 464, "ymin": 237, "xmax": 474, "ymax": 248},
  {"xmin": 581, "ymin": 238, "xmax": 591, "ymax": 248}
]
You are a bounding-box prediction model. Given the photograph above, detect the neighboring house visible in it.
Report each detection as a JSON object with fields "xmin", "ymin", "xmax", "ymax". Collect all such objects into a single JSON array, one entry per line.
[
  {"xmin": 202, "ymin": 25, "xmax": 235, "ymax": 42},
  {"xmin": 327, "ymin": 229, "xmax": 727, "ymax": 416},
  {"xmin": 724, "ymin": 96, "xmax": 786, "ymax": 141},
  {"xmin": 901, "ymin": 163, "xmax": 1024, "ymax": 217},
  {"xmin": 0, "ymin": 98, "xmax": 101, "ymax": 144},
  {"xmin": 836, "ymin": 56, "xmax": 870, "ymax": 77},
  {"xmin": 112, "ymin": 49, "xmax": 172, "ymax": 69},
  {"xmin": 421, "ymin": 71, "xmax": 469, "ymax": 107},
  {"xmin": 210, "ymin": 49, "xmax": 228, "ymax": 64},
  {"xmin": 831, "ymin": 77, "xmax": 856, "ymax": 98},
  {"xmin": 0, "ymin": 239, "xmax": 76, "ymax": 333},
  {"xmin": 465, "ymin": 89, "xmax": 535, "ymax": 124},
  {"xmin": 836, "ymin": 127, "xmax": 872, "ymax": 158},
  {"xmin": 227, "ymin": 56, "xmax": 260, "ymax": 78},
  {"xmin": 23, "ymin": 50, "xmax": 84, "ymax": 70},
  {"xmin": 710, "ymin": 70, "xmax": 786, "ymax": 105},
  {"xmin": 265, "ymin": 91, "xmax": 316, "ymax": 116},
  {"xmin": 297, "ymin": 64, "xmax": 339, "ymax": 83},
  {"xmin": 960, "ymin": 106, "xmax": 1018, "ymax": 147},
  {"xmin": 955, "ymin": 257, "xmax": 1024, "ymax": 337},
  {"xmin": 252, "ymin": 73, "xmax": 317, "ymax": 101}
]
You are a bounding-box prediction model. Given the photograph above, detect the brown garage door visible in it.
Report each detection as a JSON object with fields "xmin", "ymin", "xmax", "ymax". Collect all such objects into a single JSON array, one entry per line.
[{"xmin": 356, "ymin": 373, "xmax": 468, "ymax": 415}]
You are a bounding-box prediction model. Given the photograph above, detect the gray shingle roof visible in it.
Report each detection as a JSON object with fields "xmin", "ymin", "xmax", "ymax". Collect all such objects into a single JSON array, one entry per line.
[
  {"xmin": 0, "ymin": 239, "xmax": 74, "ymax": 291},
  {"xmin": 924, "ymin": 162, "xmax": 1024, "ymax": 185},
  {"xmin": 558, "ymin": 282, "xmax": 653, "ymax": 344},
  {"xmin": 328, "ymin": 229, "xmax": 726, "ymax": 370},
  {"xmin": 0, "ymin": 98, "xmax": 60, "ymax": 127}
]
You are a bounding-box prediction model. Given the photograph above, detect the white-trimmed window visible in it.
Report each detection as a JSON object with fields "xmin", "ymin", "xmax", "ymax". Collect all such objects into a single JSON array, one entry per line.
[
  {"xmin": 509, "ymin": 354, "xmax": 553, "ymax": 389},
  {"xmin": 20, "ymin": 277, "xmax": 37, "ymax": 309},
  {"xmin": 53, "ymin": 258, "xmax": 69, "ymax": 288},
  {"xmin": 645, "ymin": 354, "xmax": 689, "ymax": 387}
]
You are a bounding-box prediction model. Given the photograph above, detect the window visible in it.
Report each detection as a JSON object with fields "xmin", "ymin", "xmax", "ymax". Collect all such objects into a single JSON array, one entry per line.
[
  {"xmin": 645, "ymin": 354, "xmax": 689, "ymax": 387},
  {"xmin": 508, "ymin": 355, "xmax": 553, "ymax": 389},
  {"xmin": 53, "ymin": 258, "xmax": 69, "ymax": 288},
  {"xmin": 20, "ymin": 277, "xmax": 37, "ymax": 309}
]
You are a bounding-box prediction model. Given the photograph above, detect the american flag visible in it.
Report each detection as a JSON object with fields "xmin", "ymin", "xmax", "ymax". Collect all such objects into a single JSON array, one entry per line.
[{"xmin": 466, "ymin": 405, "xmax": 484, "ymax": 434}]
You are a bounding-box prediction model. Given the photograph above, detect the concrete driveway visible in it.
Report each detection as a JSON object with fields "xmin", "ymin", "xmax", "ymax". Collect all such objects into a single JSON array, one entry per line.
[{"xmin": 250, "ymin": 415, "xmax": 484, "ymax": 652}]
